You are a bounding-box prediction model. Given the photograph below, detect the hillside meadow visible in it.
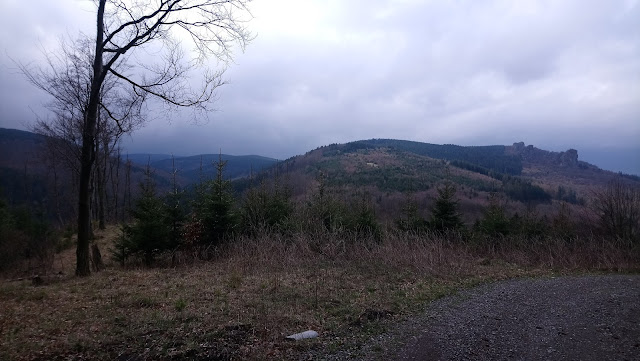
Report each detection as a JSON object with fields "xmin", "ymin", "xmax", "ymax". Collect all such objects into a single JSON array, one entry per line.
[{"xmin": 1, "ymin": 225, "xmax": 638, "ymax": 360}]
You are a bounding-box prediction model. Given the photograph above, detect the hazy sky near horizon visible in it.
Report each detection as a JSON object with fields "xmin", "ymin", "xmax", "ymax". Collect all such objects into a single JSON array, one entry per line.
[{"xmin": 1, "ymin": 0, "xmax": 639, "ymax": 173}]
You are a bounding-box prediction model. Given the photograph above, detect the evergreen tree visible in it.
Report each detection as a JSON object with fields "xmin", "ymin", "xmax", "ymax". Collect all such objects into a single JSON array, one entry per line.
[
  {"xmin": 110, "ymin": 225, "xmax": 131, "ymax": 267},
  {"xmin": 509, "ymin": 206, "xmax": 548, "ymax": 237},
  {"xmin": 192, "ymin": 154, "xmax": 238, "ymax": 245},
  {"xmin": 347, "ymin": 192, "xmax": 381, "ymax": 240},
  {"xmin": 477, "ymin": 192, "xmax": 510, "ymax": 236},
  {"xmin": 429, "ymin": 182, "xmax": 464, "ymax": 231},
  {"xmin": 241, "ymin": 178, "xmax": 293, "ymax": 234},
  {"xmin": 165, "ymin": 156, "xmax": 186, "ymax": 249},
  {"xmin": 396, "ymin": 193, "xmax": 427, "ymax": 232},
  {"xmin": 307, "ymin": 172, "xmax": 346, "ymax": 232},
  {"xmin": 122, "ymin": 167, "xmax": 171, "ymax": 266}
]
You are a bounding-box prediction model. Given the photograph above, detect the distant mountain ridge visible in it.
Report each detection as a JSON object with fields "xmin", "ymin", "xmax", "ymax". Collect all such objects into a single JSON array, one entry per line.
[
  {"xmin": 1, "ymin": 127, "xmax": 638, "ymax": 227},
  {"xmin": 126, "ymin": 153, "xmax": 278, "ymax": 185},
  {"xmin": 1, "ymin": 127, "xmax": 637, "ymax": 201},
  {"xmin": 0, "ymin": 127, "xmax": 278, "ymax": 210},
  {"xmin": 124, "ymin": 154, "xmax": 179, "ymax": 165}
]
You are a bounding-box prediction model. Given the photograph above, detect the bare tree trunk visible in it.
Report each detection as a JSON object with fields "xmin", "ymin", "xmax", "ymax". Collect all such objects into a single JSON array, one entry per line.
[
  {"xmin": 51, "ymin": 162, "xmax": 64, "ymax": 227},
  {"xmin": 91, "ymin": 171, "xmax": 97, "ymax": 222},
  {"xmin": 76, "ymin": 0, "xmax": 106, "ymax": 277},
  {"xmin": 111, "ymin": 147, "xmax": 121, "ymax": 222},
  {"xmin": 97, "ymin": 149, "xmax": 107, "ymax": 230},
  {"xmin": 77, "ymin": 137, "xmax": 94, "ymax": 276},
  {"xmin": 23, "ymin": 163, "xmax": 31, "ymax": 206},
  {"xmin": 125, "ymin": 158, "xmax": 132, "ymax": 223},
  {"xmin": 96, "ymin": 117, "xmax": 111, "ymax": 230}
]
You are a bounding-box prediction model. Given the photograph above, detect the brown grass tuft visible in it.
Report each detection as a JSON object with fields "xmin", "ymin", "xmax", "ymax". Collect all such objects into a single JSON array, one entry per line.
[{"xmin": 0, "ymin": 226, "xmax": 637, "ymax": 360}]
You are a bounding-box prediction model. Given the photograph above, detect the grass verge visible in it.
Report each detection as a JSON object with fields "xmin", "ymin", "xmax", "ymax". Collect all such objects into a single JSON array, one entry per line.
[{"xmin": 1, "ymin": 227, "xmax": 638, "ymax": 360}]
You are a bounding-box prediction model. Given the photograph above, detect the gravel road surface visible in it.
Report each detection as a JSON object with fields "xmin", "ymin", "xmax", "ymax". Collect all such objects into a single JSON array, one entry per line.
[{"xmin": 361, "ymin": 275, "xmax": 640, "ymax": 361}]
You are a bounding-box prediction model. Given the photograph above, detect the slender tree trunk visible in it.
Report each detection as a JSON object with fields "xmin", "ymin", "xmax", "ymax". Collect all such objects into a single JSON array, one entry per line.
[
  {"xmin": 97, "ymin": 151, "xmax": 106, "ymax": 230},
  {"xmin": 77, "ymin": 132, "xmax": 94, "ymax": 276},
  {"xmin": 76, "ymin": 0, "xmax": 106, "ymax": 276},
  {"xmin": 52, "ymin": 162, "xmax": 64, "ymax": 227},
  {"xmin": 125, "ymin": 158, "xmax": 132, "ymax": 222},
  {"xmin": 96, "ymin": 117, "xmax": 109, "ymax": 230},
  {"xmin": 111, "ymin": 147, "xmax": 120, "ymax": 222}
]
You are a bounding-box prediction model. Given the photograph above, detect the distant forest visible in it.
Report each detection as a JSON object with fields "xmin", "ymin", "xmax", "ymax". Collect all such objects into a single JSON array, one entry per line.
[{"xmin": 335, "ymin": 139, "xmax": 523, "ymax": 175}]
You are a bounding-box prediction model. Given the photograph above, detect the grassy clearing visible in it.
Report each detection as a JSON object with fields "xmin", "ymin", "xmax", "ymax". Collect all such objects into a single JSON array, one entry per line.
[{"xmin": 1, "ymin": 227, "xmax": 638, "ymax": 360}]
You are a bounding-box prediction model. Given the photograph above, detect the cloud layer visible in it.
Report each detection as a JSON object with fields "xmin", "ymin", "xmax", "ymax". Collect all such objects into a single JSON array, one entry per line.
[{"xmin": 1, "ymin": 0, "xmax": 638, "ymax": 171}]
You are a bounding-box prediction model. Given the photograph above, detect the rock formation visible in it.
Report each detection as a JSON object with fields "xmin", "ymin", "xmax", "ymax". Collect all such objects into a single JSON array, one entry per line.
[{"xmin": 509, "ymin": 142, "xmax": 579, "ymax": 168}]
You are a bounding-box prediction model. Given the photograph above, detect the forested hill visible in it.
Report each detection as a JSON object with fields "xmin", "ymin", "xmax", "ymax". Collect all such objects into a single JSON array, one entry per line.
[
  {"xmin": 236, "ymin": 138, "xmax": 640, "ymax": 224},
  {"xmin": 327, "ymin": 139, "xmax": 523, "ymax": 175},
  {"xmin": 313, "ymin": 138, "xmax": 635, "ymax": 187},
  {"xmin": 127, "ymin": 153, "xmax": 278, "ymax": 184},
  {"xmin": 0, "ymin": 128, "xmax": 46, "ymax": 168},
  {"xmin": 0, "ymin": 127, "xmax": 44, "ymax": 142},
  {"xmin": 2, "ymin": 125, "xmax": 639, "ymax": 237}
]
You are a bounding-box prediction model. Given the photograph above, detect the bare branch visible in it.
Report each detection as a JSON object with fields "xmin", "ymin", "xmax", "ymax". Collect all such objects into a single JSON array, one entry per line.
[{"xmin": 21, "ymin": 0, "xmax": 253, "ymax": 276}]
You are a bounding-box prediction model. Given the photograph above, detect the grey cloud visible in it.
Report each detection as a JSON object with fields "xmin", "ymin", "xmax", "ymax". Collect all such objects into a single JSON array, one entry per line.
[{"xmin": 1, "ymin": 0, "xmax": 638, "ymax": 173}]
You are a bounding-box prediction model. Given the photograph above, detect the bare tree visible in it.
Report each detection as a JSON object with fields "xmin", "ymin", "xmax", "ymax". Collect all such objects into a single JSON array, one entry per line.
[
  {"xmin": 592, "ymin": 179, "xmax": 640, "ymax": 242},
  {"xmin": 24, "ymin": 37, "xmax": 146, "ymax": 237},
  {"xmin": 23, "ymin": 0, "xmax": 252, "ymax": 276}
]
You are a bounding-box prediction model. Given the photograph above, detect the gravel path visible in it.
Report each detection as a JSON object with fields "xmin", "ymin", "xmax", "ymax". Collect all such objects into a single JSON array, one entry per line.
[{"xmin": 359, "ymin": 275, "xmax": 640, "ymax": 361}]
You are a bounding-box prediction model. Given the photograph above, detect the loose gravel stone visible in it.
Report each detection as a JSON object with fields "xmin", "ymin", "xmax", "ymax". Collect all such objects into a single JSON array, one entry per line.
[{"xmin": 355, "ymin": 275, "xmax": 640, "ymax": 361}]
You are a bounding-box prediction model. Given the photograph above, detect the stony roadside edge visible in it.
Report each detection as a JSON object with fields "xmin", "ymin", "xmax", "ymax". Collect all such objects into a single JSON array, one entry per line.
[{"xmin": 307, "ymin": 274, "xmax": 640, "ymax": 360}]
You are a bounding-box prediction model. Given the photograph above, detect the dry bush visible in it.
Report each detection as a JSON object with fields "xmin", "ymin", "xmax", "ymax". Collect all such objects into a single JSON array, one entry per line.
[
  {"xmin": 218, "ymin": 228, "xmax": 639, "ymax": 278},
  {"xmin": 591, "ymin": 179, "xmax": 640, "ymax": 242}
]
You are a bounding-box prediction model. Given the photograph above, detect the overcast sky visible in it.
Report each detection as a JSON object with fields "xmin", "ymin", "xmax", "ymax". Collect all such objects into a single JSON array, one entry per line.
[{"xmin": 1, "ymin": 0, "xmax": 639, "ymax": 173}]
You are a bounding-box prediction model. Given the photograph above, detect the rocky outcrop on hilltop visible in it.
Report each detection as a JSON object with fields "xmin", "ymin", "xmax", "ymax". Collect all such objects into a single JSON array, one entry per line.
[{"xmin": 508, "ymin": 142, "xmax": 581, "ymax": 168}]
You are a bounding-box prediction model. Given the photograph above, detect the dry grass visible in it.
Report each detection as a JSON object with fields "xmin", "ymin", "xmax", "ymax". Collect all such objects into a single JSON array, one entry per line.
[{"xmin": 1, "ymin": 227, "xmax": 638, "ymax": 360}]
